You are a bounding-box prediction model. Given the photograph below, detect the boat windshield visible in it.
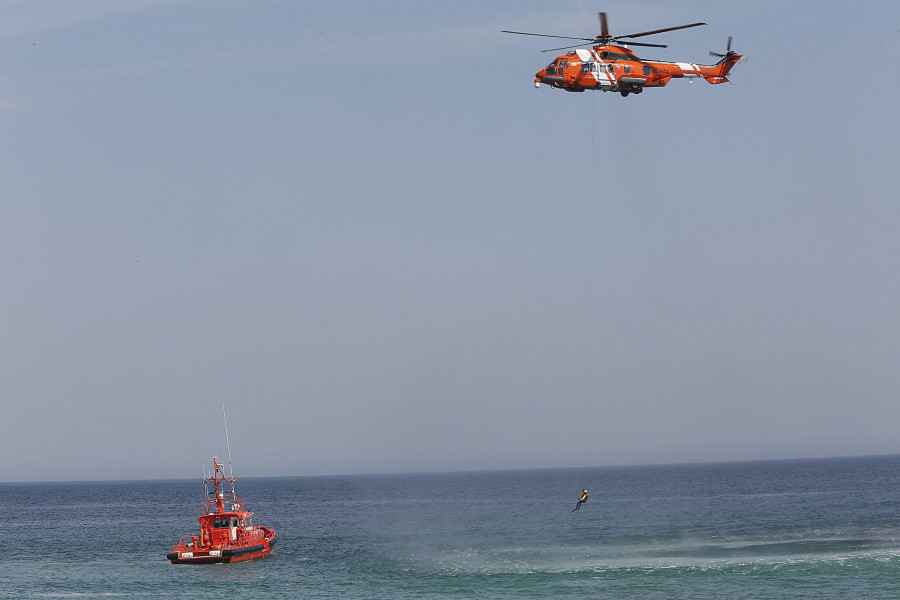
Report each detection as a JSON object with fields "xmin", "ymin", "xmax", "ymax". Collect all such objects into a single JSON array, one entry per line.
[{"xmin": 212, "ymin": 518, "xmax": 238, "ymax": 528}]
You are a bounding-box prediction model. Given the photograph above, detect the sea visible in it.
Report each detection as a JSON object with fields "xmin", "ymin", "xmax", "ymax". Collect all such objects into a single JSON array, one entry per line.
[{"xmin": 3, "ymin": 455, "xmax": 900, "ymax": 599}]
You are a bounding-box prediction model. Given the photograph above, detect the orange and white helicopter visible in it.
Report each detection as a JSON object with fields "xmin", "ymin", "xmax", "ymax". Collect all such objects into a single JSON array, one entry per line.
[{"xmin": 503, "ymin": 12, "xmax": 745, "ymax": 97}]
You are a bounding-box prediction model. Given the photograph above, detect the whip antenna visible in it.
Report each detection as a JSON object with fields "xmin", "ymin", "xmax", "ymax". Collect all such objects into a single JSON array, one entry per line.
[{"xmin": 222, "ymin": 403, "xmax": 234, "ymax": 486}]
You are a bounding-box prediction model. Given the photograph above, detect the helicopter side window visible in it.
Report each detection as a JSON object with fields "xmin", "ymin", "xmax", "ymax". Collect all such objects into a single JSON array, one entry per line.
[
  {"xmin": 642, "ymin": 65, "xmax": 651, "ymax": 76},
  {"xmin": 623, "ymin": 65, "xmax": 631, "ymax": 74}
]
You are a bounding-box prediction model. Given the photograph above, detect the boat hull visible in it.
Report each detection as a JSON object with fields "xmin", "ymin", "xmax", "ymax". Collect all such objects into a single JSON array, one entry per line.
[{"xmin": 168, "ymin": 533, "xmax": 277, "ymax": 564}]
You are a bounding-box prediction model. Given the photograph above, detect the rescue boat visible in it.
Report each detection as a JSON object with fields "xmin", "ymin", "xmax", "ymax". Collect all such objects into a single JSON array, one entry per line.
[{"xmin": 167, "ymin": 457, "xmax": 277, "ymax": 564}]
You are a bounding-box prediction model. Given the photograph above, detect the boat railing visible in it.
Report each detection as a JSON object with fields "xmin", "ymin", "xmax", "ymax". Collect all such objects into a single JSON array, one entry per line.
[
  {"xmin": 171, "ymin": 536, "xmax": 197, "ymax": 552},
  {"xmin": 171, "ymin": 529, "xmax": 262, "ymax": 551},
  {"xmin": 201, "ymin": 497, "xmax": 247, "ymax": 514},
  {"xmin": 235, "ymin": 527, "xmax": 265, "ymax": 546}
]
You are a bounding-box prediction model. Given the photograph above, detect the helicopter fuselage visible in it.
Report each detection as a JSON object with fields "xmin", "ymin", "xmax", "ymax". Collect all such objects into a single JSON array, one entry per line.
[{"xmin": 536, "ymin": 45, "xmax": 742, "ymax": 96}]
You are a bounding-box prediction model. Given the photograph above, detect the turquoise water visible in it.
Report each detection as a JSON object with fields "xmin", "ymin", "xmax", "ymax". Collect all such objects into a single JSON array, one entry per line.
[{"xmin": 3, "ymin": 455, "xmax": 900, "ymax": 598}]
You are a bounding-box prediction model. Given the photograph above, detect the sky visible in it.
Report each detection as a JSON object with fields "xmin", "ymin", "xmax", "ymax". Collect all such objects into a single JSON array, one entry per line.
[{"xmin": 2, "ymin": 0, "xmax": 900, "ymax": 482}]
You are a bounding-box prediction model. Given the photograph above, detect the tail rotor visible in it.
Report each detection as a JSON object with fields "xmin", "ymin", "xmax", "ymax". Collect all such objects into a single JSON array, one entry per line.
[{"xmin": 709, "ymin": 35, "xmax": 734, "ymax": 59}]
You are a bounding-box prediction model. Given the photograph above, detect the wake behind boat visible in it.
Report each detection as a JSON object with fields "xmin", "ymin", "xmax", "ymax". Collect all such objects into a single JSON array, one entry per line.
[{"xmin": 167, "ymin": 457, "xmax": 276, "ymax": 564}]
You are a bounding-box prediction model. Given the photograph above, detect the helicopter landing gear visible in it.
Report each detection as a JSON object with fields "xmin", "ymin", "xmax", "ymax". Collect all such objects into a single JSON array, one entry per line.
[{"xmin": 620, "ymin": 90, "xmax": 629, "ymax": 97}]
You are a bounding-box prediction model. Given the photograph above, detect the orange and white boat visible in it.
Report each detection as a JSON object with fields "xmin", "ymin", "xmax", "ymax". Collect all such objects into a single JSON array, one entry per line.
[{"xmin": 167, "ymin": 457, "xmax": 277, "ymax": 564}]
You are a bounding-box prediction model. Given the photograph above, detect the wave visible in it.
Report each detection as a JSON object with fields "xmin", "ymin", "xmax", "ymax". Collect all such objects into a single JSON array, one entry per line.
[{"xmin": 395, "ymin": 537, "xmax": 900, "ymax": 576}]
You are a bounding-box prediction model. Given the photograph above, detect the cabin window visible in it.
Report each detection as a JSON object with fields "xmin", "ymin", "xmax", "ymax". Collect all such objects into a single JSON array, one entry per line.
[
  {"xmin": 213, "ymin": 519, "xmax": 230, "ymax": 528},
  {"xmin": 581, "ymin": 62, "xmax": 593, "ymax": 73},
  {"xmin": 624, "ymin": 66, "xmax": 631, "ymax": 74},
  {"xmin": 642, "ymin": 65, "xmax": 651, "ymax": 76}
]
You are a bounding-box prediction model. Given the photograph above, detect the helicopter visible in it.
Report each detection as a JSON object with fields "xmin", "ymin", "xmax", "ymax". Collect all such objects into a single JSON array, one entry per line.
[{"xmin": 503, "ymin": 12, "xmax": 745, "ymax": 96}]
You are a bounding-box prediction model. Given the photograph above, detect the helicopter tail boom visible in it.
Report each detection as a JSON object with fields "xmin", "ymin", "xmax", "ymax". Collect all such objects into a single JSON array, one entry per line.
[{"xmin": 702, "ymin": 37, "xmax": 743, "ymax": 83}]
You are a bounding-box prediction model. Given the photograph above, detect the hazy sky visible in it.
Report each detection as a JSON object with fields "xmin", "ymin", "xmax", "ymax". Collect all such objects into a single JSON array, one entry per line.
[{"xmin": 3, "ymin": 0, "xmax": 899, "ymax": 482}]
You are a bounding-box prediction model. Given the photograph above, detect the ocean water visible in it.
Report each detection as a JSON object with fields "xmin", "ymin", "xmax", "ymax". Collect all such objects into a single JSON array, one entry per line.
[{"xmin": 3, "ymin": 455, "xmax": 900, "ymax": 599}]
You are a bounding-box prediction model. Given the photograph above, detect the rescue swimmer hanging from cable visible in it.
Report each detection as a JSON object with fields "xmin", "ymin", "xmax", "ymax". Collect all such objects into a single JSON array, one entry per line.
[
  {"xmin": 503, "ymin": 12, "xmax": 745, "ymax": 97},
  {"xmin": 572, "ymin": 489, "xmax": 589, "ymax": 512}
]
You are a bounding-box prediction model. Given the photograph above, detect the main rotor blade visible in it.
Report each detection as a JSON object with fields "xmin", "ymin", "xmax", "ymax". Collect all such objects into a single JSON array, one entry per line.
[
  {"xmin": 540, "ymin": 43, "xmax": 591, "ymax": 53},
  {"xmin": 598, "ymin": 12, "xmax": 609, "ymax": 38},
  {"xmin": 726, "ymin": 36, "xmax": 733, "ymax": 52},
  {"xmin": 618, "ymin": 22, "xmax": 706, "ymax": 40},
  {"xmin": 540, "ymin": 39, "xmax": 667, "ymax": 51},
  {"xmin": 615, "ymin": 40, "xmax": 667, "ymax": 48},
  {"xmin": 501, "ymin": 30, "xmax": 597, "ymax": 42}
]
